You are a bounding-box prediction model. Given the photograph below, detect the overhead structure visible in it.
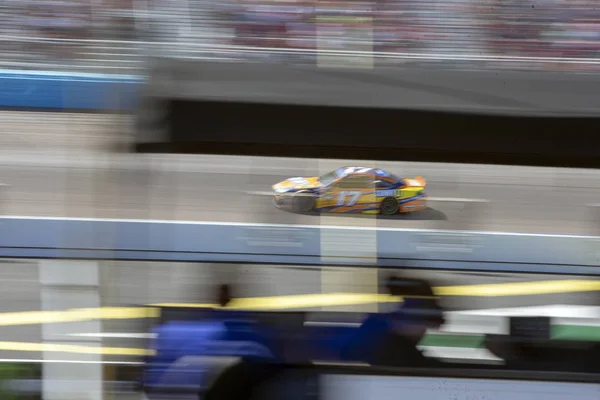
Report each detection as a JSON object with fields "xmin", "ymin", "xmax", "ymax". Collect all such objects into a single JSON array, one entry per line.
[{"xmin": 134, "ymin": 59, "xmax": 600, "ymax": 168}]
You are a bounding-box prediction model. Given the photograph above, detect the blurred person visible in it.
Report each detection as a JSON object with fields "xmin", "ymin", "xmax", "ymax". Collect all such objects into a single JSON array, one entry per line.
[
  {"xmin": 341, "ymin": 274, "xmax": 446, "ymax": 367},
  {"xmin": 584, "ymin": 342, "xmax": 600, "ymax": 373},
  {"xmin": 144, "ymin": 283, "xmax": 276, "ymax": 398},
  {"xmin": 200, "ymin": 282, "xmax": 294, "ymax": 400},
  {"xmin": 202, "ymin": 356, "xmax": 286, "ymax": 400},
  {"xmin": 217, "ymin": 283, "xmax": 233, "ymax": 307}
]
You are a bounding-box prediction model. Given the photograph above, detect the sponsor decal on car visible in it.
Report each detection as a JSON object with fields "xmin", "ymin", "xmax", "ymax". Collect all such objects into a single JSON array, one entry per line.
[{"xmin": 376, "ymin": 189, "xmax": 403, "ymax": 197}]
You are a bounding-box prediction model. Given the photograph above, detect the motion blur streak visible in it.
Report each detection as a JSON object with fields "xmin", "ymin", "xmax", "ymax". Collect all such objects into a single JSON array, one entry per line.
[
  {"xmin": 155, "ymin": 293, "xmax": 400, "ymax": 310},
  {"xmin": 0, "ymin": 280, "xmax": 597, "ymax": 328},
  {"xmin": 437, "ymin": 280, "xmax": 600, "ymax": 297},
  {"xmin": 0, "ymin": 307, "xmax": 158, "ymax": 327},
  {"xmin": 0, "ymin": 342, "xmax": 152, "ymax": 356}
]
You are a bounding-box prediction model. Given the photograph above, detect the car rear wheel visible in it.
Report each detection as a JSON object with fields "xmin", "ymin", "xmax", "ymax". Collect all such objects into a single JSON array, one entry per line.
[
  {"xmin": 292, "ymin": 192, "xmax": 315, "ymax": 213},
  {"xmin": 380, "ymin": 197, "xmax": 399, "ymax": 215}
]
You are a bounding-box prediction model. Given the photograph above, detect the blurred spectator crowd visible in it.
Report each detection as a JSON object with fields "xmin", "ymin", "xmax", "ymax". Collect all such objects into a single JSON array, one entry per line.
[
  {"xmin": 1, "ymin": 0, "xmax": 600, "ymax": 72},
  {"xmin": 1, "ymin": 0, "xmax": 137, "ymax": 69}
]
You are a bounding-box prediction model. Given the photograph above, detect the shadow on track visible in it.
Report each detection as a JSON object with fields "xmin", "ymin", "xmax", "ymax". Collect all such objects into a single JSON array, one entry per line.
[{"xmin": 281, "ymin": 207, "xmax": 448, "ymax": 221}]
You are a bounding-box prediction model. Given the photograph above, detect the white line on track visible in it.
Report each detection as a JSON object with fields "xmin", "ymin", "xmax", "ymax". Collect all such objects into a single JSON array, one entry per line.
[
  {"xmin": 3, "ymin": 215, "xmax": 597, "ymax": 239},
  {"xmin": 248, "ymin": 191, "xmax": 277, "ymax": 196},
  {"xmin": 0, "ymin": 358, "xmax": 142, "ymax": 365},
  {"xmin": 69, "ymin": 333, "xmax": 156, "ymax": 339},
  {"xmin": 3, "ymin": 151, "xmax": 600, "ymax": 191},
  {"xmin": 428, "ymin": 197, "xmax": 490, "ymax": 203}
]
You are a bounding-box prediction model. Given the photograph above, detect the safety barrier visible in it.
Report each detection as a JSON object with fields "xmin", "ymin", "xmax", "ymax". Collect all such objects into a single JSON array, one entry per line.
[
  {"xmin": 0, "ymin": 70, "xmax": 140, "ymax": 111},
  {"xmin": 1, "ymin": 217, "xmax": 598, "ymax": 275}
]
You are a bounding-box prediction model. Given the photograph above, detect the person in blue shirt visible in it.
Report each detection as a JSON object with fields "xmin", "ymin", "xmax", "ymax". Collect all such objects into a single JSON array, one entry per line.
[
  {"xmin": 144, "ymin": 284, "xmax": 276, "ymax": 397},
  {"xmin": 342, "ymin": 275, "xmax": 445, "ymax": 367}
]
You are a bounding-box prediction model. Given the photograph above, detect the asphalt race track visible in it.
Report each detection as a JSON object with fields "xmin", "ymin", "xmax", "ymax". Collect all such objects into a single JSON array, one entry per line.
[
  {"xmin": 2, "ymin": 111, "xmax": 600, "ymax": 234},
  {"xmin": 2, "ymin": 110, "xmax": 600, "ymax": 364}
]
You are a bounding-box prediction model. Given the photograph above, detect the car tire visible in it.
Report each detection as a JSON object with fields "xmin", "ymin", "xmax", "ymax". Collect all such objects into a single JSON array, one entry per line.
[
  {"xmin": 292, "ymin": 191, "xmax": 315, "ymax": 214},
  {"xmin": 380, "ymin": 197, "xmax": 399, "ymax": 215}
]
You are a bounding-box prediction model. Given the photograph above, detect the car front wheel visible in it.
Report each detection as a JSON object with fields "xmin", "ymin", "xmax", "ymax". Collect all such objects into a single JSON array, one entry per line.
[{"xmin": 380, "ymin": 197, "xmax": 399, "ymax": 215}]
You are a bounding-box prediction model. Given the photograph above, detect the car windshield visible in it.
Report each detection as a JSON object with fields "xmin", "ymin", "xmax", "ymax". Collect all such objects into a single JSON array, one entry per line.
[
  {"xmin": 388, "ymin": 173, "xmax": 403, "ymax": 183},
  {"xmin": 318, "ymin": 169, "xmax": 343, "ymax": 186}
]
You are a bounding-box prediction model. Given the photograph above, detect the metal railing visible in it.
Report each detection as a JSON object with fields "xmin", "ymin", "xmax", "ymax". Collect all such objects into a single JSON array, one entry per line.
[
  {"xmin": 3, "ymin": 34, "xmax": 600, "ymax": 75},
  {"xmin": 0, "ymin": 35, "xmax": 144, "ymax": 72}
]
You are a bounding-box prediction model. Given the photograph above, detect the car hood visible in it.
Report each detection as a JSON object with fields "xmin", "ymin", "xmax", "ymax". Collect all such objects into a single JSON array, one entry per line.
[{"xmin": 272, "ymin": 176, "xmax": 322, "ymax": 192}]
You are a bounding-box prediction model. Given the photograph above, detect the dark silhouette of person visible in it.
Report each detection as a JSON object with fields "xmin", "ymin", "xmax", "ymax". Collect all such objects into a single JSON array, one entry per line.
[
  {"xmin": 201, "ymin": 283, "xmax": 288, "ymax": 400},
  {"xmin": 342, "ymin": 274, "xmax": 446, "ymax": 368},
  {"xmin": 202, "ymin": 357, "xmax": 286, "ymax": 400},
  {"xmin": 195, "ymin": 282, "xmax": 283, "ymax": 400},
  {"xmin": 217, "ymin": 284, "xmax": 232, "ymax": 308}
]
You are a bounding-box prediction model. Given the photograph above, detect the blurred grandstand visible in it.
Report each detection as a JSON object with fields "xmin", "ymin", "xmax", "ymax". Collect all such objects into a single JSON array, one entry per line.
[{"xmin": 1, "ymin": 0, "xmax": 600, "ymax": 73}]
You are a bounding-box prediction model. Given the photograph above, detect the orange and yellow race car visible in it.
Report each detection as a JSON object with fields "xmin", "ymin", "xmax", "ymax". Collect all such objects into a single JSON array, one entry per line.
[{"xmin": 272, "ymin": 166, "xmax": 427, "ymax": 215}]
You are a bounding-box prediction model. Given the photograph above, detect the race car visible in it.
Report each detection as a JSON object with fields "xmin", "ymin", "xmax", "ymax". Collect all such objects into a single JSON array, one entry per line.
[{"xmin": 272, "ymin": 166, "xmax": 427, "ymax": 215}]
